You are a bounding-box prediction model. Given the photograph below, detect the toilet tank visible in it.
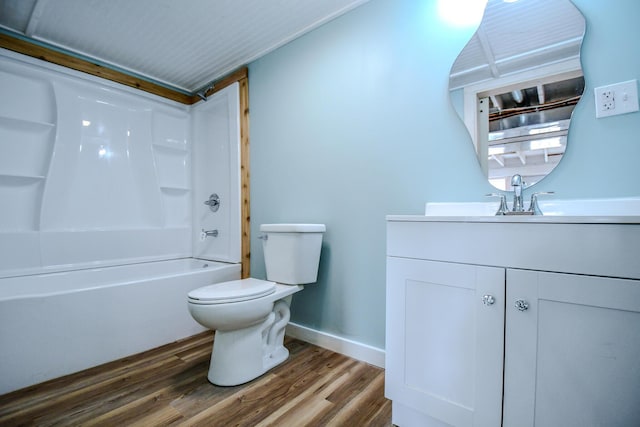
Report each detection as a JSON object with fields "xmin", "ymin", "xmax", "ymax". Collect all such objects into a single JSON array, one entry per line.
[{"xmin": 260, "ymin": 224, "xmax": 325, "ymax": 285}]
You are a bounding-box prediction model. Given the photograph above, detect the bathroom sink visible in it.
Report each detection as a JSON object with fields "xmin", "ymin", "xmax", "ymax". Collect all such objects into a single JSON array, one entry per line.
[
  {"xmin": 535, "ymin": 197, "xmax": 640, "ymax": 216},
  {"xmin": 424, "ymin": 201, "xmax": 501, "ymax": 216},
  {"xmin": 424, "ymin": 197, "xmax": 640, "ymax": 218}
]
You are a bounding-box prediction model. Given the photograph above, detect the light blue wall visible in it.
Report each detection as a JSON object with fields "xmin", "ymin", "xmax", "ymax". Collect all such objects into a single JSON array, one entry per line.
[{"xmin": 248, "ymin": 0, "xmax": 640, "ymax": 349}]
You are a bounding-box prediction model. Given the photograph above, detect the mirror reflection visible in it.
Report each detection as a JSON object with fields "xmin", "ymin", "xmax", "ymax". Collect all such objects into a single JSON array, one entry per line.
[{"xmin": 449, "ymin": 0, "xmax": 586, "ymax": 190}]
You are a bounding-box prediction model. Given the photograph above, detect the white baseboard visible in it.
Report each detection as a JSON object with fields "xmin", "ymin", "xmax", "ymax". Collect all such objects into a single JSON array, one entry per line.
[{"xmin": 285, "ymin": 322, "xmax": 385, "ymax": 369}]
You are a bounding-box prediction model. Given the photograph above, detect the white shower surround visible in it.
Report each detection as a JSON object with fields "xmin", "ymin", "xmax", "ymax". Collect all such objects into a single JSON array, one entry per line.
[
  {"xmin": 0, "ymin": 49, "xmax": 241, "ymax": 276},
  {"xmin": 0, "ymin": 49, "xmax": 242, "ymax": 394}
]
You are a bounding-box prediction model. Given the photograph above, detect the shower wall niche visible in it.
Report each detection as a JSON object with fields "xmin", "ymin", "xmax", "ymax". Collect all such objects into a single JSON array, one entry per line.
[
  {"xmin": 0, "ymin": 70, "xmax": 55, "ymax": 234},
  {"xmin": 0, "ymin": 51, "xmax": 194, "ymax": 274},
  {"xmin": 153, "ymin": 111, "xmax": 191, "ymax": 228}
]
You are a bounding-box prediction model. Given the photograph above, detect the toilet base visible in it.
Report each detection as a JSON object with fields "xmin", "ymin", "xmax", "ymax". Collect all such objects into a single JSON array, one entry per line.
[{"xmin": 207, "ymin": 299, "xmax": 292, "ymax": 386}]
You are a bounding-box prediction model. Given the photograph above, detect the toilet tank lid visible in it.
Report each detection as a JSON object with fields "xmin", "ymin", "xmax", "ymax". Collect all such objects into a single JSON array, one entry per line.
[{"xmin": 260, "ymin": 223, "xmax": 326, "ymax": 233}]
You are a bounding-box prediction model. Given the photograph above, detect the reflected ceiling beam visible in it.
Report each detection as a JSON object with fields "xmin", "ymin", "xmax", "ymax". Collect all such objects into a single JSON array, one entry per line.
[
  {"xmin": 25, "ymin": 0, "xmax": 47, "ymax": 37},
  {"xmin": 488, "ymin": 158, "xmax": 561, "ymax": 180},
  {"xmin": 488, "ymin": 129, "xmax": 568, "ymax": 145},
  {"xmin": 490, "ymin": 95, "xmax": 502, "ymax": 111},
  {"xmin": 491, "ymin": 154, "xmax": 505, "ymax": 167},
  {"xmin": 476, "ymin": 27, "xmax": 500, "ymax": 78},
  {"xmin": 493, "ymin": 37, "xmax": 582, "ymax": 76},
  {"xmin": 536, "ymin": 83, "xmax": 546, "ymax": 104}
]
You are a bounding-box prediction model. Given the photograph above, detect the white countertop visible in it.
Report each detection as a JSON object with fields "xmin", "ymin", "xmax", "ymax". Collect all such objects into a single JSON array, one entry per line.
[
  {"xmin": 386, "ymin": 214, "xmax": 640, "ymax": 224},
  {"xmin": 387, "ymin": 197, "xmax": 640, "ymax": 224}
]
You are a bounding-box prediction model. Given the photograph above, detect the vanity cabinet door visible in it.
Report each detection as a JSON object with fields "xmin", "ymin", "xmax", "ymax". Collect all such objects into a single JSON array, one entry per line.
[
  {"xmin": 386, "ymin": 257, "xmax": 505, "ymax": 427},
  {"xmin": 504, "ymin": 269, "xmax": 640, "ymax": 427}
]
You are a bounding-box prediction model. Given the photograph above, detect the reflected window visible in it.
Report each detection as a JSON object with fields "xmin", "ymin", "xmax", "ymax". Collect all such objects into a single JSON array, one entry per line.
[{"xmin": 486, "ymin": 75, "xmax": 584, "ymax": 187}]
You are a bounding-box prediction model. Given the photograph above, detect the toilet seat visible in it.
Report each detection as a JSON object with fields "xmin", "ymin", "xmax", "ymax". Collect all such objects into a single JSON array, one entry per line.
[{"xmin": 188, "ymin": 278, "xmax": 276, "ymax": 305}]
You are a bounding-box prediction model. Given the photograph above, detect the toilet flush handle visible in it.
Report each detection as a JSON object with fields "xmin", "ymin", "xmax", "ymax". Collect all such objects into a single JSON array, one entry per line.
[{"xmin": 258, "ymin": 235, "xmax": 268, "ymax": 240}]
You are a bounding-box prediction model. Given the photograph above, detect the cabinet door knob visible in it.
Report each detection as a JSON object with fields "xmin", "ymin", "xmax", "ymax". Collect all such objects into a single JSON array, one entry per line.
[
  {"xmin": 482, "ymin": 294, "xmax": 496, "ymax": 306},
  {"xmin": 515, "ymin": 299, "xmax": 529, "ymax": 311}
]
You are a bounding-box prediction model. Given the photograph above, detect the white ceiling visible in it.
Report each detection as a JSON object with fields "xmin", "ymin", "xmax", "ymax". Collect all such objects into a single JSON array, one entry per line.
[
  {"xmin": 449, "ymin": 0, "xmax": 585, "ymax": 89},
  {"xmin": 0, "ymin": 0, "xmax": 370, "ymax": 93}
]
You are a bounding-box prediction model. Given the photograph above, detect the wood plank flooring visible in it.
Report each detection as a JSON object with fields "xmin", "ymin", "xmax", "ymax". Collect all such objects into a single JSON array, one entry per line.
[{"xmin": 0, "ymin": 332, "xmax": 392, "ymax": 426}]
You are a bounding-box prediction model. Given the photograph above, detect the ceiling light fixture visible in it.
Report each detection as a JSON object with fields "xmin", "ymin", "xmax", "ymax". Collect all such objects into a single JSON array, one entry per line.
[{"xmin": 437, "ymin": 0, "xmax": 487, "ymax": 27}]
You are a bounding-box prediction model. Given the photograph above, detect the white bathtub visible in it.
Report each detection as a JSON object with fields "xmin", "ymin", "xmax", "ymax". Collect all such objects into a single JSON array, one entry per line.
[{"xmin": 0, "ymin": 258, "xmax": 240, "ymax": 395}]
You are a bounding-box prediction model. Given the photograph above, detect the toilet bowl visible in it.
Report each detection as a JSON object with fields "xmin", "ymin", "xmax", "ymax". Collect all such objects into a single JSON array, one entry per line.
[{"xmin": 187, "ymin": 223, "xmax": 325, "ymax": 386}]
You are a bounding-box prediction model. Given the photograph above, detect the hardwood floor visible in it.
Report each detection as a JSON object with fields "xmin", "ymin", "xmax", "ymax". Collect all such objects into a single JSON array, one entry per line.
[{"xmin": 0, "ymin": 332, "xmax": 392, "ymax": 426}]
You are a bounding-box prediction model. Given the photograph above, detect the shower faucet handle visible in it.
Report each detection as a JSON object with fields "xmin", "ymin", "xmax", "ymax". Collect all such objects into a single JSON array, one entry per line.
[{"xmin": 204, "ymin": 193, "xmax": 220, "ymax": 212}]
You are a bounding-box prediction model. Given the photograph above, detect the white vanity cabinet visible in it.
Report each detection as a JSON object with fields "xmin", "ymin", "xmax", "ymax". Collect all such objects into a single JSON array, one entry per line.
[
  {"xmin": 386, "ymin": 257, "xmax": 505, "ymax": 427},
  {"xmin": 386, "ymin": 216, "xmax": 640, "ymax": 427},
  {"xmin": 503, "ymin": 269, "xmax": 640, "ymax": 427}
]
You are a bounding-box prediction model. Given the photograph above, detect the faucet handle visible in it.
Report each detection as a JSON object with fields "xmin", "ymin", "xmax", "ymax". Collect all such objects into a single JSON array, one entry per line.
[
  {"xmin": 486, "ymin": 193, "xmax": 509, "ymax": 216},
  {"xmin": 527, "ymin": 191, "xmax": 555, "ymax": 215}
]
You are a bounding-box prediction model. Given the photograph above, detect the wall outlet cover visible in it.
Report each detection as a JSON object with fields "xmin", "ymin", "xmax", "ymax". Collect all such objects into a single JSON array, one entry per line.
[{"xmin": 594, "ymin": 79, "xmax": 639, "ymax": 119}]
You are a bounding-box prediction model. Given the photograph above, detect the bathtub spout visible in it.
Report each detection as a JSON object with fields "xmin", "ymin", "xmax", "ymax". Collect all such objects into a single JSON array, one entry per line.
[{"xmin": 201, "ymin": 228, "xmax": 218, "ymax": 238}]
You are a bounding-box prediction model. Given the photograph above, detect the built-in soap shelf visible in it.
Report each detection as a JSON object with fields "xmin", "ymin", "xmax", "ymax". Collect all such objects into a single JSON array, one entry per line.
[
  {"xmin": 0, "ymin": 178, "xmax": 44, "ymax": 231},
  {"xmin": 159, "ymin": 186, "xmax": 190, "ymax": 227},
  {"xmin": 152, "ymin": 143, "xmax": 190, "ymax": 191},
  {"xmin": 159, "ymin": 186, "xmax": 190, "ymax": 192},
  {"xmin": 151, "ymin": 108, "xmax": 189, "ymax": 202},
  {"xmin": 0, "ymin": 110, "xmax": 55, "ymax": 232},
  {"xmin": 0, "ymin": 68, "xmax": 56, "ymax": 127},
  {"xmin": 0, "ymin": 115, "xmax": 55, "ymax": 130},
  {"xmin": 0, "ymin": 113, "xmax": 56, "ymax": 179},
  {"xmin": 152, "ymin": 140, "xmax": 188, "ymax": 152},
  {"xmin": 156, "ymin": 180, "xmax": 190, "ymax": 191},
  {"xmin": 0, "ymin": 174, "xmax": 46, "ymax": 181},
  {"xmin": 154, "ymin": 142, "xmax": 190, "ymax": 228}
]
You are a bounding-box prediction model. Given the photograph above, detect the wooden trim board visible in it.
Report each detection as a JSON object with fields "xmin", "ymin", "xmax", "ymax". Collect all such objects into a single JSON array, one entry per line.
[
  {"xmin": 0, "ymin": 33, "xmax": 194, "ymax": 104},
  {"xmin": 238, "ymin": 77, "xmax": 252, "ymax": 278},
  {"xmin": 0, "ymin": 32, "xmax": 248, "ymax": 106}
]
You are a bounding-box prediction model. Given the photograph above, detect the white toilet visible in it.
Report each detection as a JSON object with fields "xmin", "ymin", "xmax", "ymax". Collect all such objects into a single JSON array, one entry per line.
[{"xmin": 187, "ymin": 223, "xmax": 325, "ymax": 386}]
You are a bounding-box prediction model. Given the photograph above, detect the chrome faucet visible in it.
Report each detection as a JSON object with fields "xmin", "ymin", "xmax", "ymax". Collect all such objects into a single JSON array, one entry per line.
[
  {"xmin": 511, "ymin": 174, "xmax": 524, "ymax": 212},
  {"xmin": 486, "ymin": 179, "xmax": 554, "ymax": 216}
]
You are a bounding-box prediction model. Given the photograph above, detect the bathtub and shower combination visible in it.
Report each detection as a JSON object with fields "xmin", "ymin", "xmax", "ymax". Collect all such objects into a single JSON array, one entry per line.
[
  {"xmin": 0, "ymin": 259, "xmax": 240, "ymax": 395},
  {"xmin": 0, "ymin": 50, "xmax": 242, "ymax": 394}
]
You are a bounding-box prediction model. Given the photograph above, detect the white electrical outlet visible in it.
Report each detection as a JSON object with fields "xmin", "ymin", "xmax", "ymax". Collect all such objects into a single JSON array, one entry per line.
[
  {"xmin": 594, "ymin": 79, "xmax": 639, "ymax": 118},
  {"xmin": 601, "ymin": 90, "xmax": 614, "ymax": 111}
]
